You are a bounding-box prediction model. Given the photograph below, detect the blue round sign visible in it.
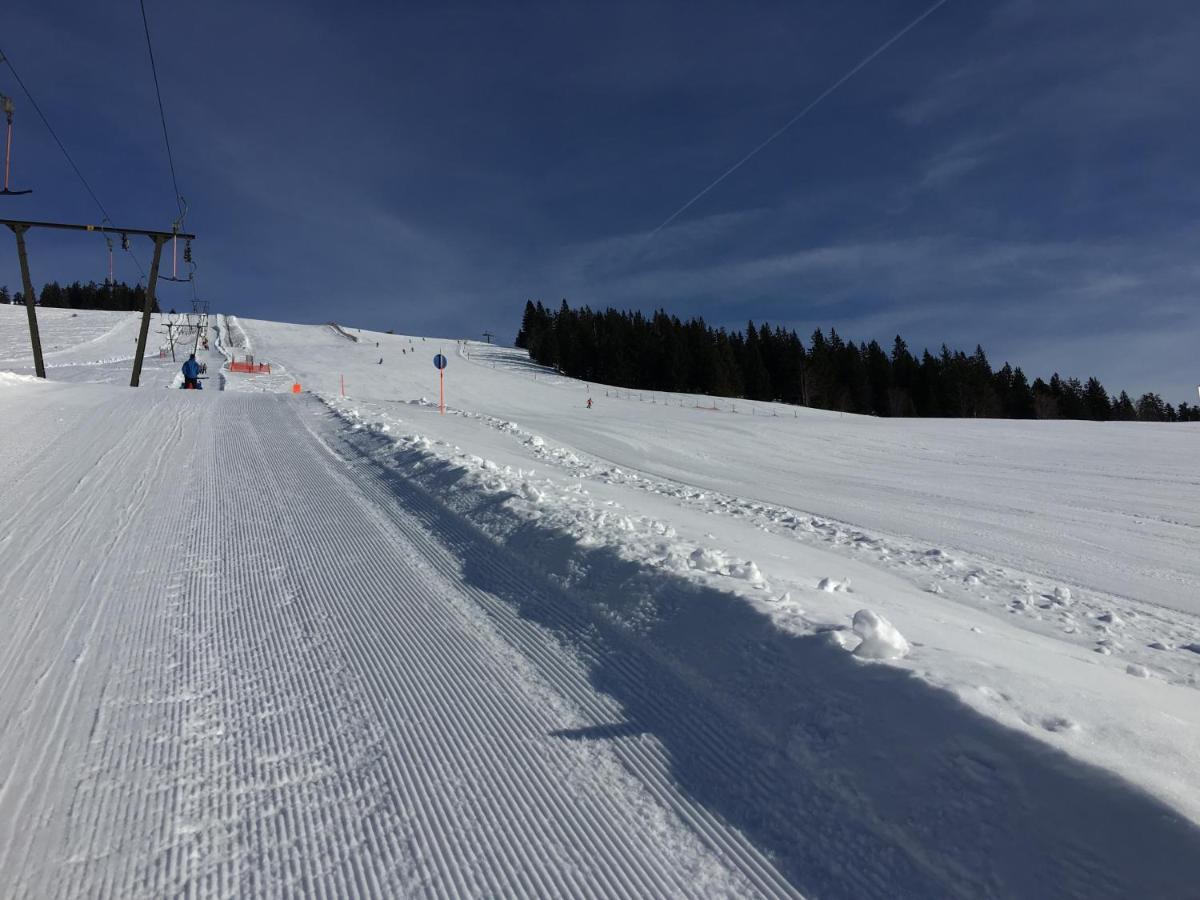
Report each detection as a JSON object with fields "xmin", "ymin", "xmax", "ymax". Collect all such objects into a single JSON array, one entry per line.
[{"xmin": 433, "ymin": 353, "xmax": 448, "ymax": 370}]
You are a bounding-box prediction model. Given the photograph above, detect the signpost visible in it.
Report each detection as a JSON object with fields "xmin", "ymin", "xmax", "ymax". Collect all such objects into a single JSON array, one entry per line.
[{"xmin": 433, "ymin": 353, "xmax": 448, "ymax": 414}]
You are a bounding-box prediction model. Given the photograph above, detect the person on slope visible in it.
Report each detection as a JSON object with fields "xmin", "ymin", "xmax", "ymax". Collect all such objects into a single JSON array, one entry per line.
[{"xmin": 181, "ymin": 353, "xmax": 202, "ymax": 390}]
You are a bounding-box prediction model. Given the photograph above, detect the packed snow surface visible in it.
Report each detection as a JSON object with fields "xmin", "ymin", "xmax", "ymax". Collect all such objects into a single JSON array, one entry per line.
[{"xmin": 2, "ymin": 304, "xmax": 1200, "ymax": 898}]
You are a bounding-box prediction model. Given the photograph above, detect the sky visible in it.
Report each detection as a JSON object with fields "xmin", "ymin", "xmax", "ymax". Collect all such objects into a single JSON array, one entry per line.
[{"xmin": 2, "ymin": 0, "xmax": 1198, "ymax": 401}]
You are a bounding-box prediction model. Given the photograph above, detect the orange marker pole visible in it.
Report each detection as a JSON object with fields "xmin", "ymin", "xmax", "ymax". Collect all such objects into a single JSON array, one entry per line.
[{"xmin": 340, "ymin": 373, "xmax": 345, "ymax": 398}]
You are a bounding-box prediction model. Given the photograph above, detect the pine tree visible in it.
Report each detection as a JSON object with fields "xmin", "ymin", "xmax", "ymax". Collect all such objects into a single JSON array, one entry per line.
[
  {"xmin": 1008, "ymin": 367, "xmax": 1036, "ymax": 418},
  {"xmin": 515, "ymin": 300, "xmax": 537, "ymax": 348},
  {"xmin": 1033, "ymin": 377, "xmax": 1059, "ymax": 419},
  {"xmin": 1111, "ymin": 391, "xmax": 1137, "ymax": 421},
  {"xmin": 1136, "ymin": 393, "xmax": 1167, "ymax": 422},
  {"xmin": 1083, "ymin": 377, "xmax": 1110, "ymax": 421}
]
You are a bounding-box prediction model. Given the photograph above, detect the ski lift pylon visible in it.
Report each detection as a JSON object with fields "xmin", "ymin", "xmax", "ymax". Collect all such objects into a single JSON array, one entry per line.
[{"xmin": 1, "ymin": 94, "xmax": 33, "ymax": 196}]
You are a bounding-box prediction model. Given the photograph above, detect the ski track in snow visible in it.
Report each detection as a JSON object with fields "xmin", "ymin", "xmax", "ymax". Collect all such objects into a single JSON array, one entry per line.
[
  {"xmin": 4, "ymin": 309, "xmax": 1200, "ymax": 898},
  {"xmin": 0, "ymin": 388, "xmax": 793, "ymax": 898}
]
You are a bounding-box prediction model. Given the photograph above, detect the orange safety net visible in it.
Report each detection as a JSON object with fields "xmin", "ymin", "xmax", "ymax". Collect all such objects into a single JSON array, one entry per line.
[{"xmin": 228, "ymin": 356, "xmax": 271, "ymax": 375}]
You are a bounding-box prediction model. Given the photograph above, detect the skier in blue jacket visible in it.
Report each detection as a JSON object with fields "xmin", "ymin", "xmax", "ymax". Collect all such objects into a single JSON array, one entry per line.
[{"xmin": 182, "ymin": 354, "xmax": 202, "ymax": 389}]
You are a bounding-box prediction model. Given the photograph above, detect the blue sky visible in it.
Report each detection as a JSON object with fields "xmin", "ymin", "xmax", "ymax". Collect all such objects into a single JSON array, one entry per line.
[{"xmin": 3, "ymin": 0, "xmax": 1198, "ymax": 401}]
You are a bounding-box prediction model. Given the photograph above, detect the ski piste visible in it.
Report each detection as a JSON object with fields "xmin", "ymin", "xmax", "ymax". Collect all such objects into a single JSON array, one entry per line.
[{"xmin": 1, "ymin": 305, "xmax": 1198, "ymax": 898}]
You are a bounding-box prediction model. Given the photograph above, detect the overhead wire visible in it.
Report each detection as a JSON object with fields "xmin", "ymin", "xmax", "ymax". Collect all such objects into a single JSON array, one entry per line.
[
  {"xmin": 0, "ymin": 45, "xmax": 147, "ymax": 280},
  {"xmin": 642, "ymin": 0, "xmax": 954, "ymax": 246},
  {"xmin": 139, "ymin": 0, "xmax": 202, "ymax": 308},
  {"xmin": 139, "ymin": 0, "xmax": 186, "ymax": 222}
]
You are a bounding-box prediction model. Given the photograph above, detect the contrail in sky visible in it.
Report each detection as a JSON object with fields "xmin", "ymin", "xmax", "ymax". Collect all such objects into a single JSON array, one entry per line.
[{"xmin": 643, "ymin": 0, "xmax": 954, "ymax": 246}]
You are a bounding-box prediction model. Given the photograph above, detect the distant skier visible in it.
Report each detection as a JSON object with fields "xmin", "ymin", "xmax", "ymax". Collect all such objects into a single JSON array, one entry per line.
[
  {"xmin": 181, "ymin": 353, "xmax": 202, "ymax": 390},
  {"xmin": 378, "ymin": 358, "xmax": 383, "ymax": 364},
  {"xmin": 586, "ymin": 397, "xmax": 592, "ymax": 409}
]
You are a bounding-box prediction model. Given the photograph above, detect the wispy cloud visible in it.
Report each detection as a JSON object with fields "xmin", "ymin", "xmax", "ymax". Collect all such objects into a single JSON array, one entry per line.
[{"xmin": 916, "ymin": 133, "xmax": 1002, "ymax": 189}]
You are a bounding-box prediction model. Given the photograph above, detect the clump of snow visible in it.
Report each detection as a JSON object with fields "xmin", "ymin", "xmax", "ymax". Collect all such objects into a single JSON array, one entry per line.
[
  {"xmin": 817, "ymin": 577, "xmax": 851, "ymax": 593},
  {"xmin": 850, "ymin": 609, "xmax": 911, "ymax": 660},
  {"xmin": 688, "ymin": 547, "xmax": 725, "ymax": 573},
  {"xmin": 1098, "ymin": 611, "xmax": 1123, "ymax": 626},
  {"xmin": 687, "ymin": 548, "xmax": 766, "ymax": 587},
  {"xmin": 727, "ymin": 560, "xmax": 766, "ymax": 586},
  {"xmin": 1041, "ymin": 715, "xmax": 1079, "ymax": 733},
  {"xmin": 1125, "ymin": 664, "xmax": 1150, "ymax": 678},
  {"xmin": 1053, "ymin": 586, "xmax": 1073, "ymax": 605}
]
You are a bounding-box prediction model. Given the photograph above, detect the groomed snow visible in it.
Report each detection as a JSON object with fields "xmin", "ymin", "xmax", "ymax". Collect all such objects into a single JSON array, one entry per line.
[
  {"xmin": 229, "ymin": 316, "xmax": 1200, "ymax": 815},
  {"xmin": 2, "ymin": 305, "xmax": 1199, "ymax": 897}
]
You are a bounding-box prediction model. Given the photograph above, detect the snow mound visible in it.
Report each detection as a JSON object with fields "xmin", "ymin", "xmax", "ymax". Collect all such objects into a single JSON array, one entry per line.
[
  {"xmin": 817, "ymin": 577, "xmax": 851, "ymax": 593},
  {"xmin": 689, "ymin": 547, "xmax": 726, "ymax": 573},
  {"xmin": 0, "ymin": 372, "xmax": 44, "ymax": 387},
  {"xmin": 851, "ymin": 609, "xmax": 911, "ymax": 660}
]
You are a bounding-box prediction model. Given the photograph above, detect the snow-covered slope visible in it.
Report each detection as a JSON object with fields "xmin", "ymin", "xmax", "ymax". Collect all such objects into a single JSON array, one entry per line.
[
  {"xmin": 0, "ymin": 303, "xmax": 206, "ymax": 385},
  {"xmin": 239, "ymin": 317, "xmax": 1200, "ymax": 616},
  {"xmin": 2, "ymin": 307, "xmax": 1199, "ymax": 897},
  {"xmin": 230, "ymin": 317, "xmax": 1200, "ymax": 813}
]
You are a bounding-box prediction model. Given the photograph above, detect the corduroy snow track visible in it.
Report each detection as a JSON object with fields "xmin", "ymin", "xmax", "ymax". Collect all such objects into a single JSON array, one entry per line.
[{"xmin": 0, "ymin": 388, "xmax": 800, "ymax": 899}]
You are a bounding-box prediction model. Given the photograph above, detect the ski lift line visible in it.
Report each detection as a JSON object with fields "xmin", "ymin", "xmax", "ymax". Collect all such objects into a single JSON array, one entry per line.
[
  {"xmin": 0, "ymin": 49, "xmax": 150, "ymax": 279},
  {"xmin": 643, "ymin": 0, "xmax": 954, "ymax": 245},
  {"xmin": 139, "ymin": 0, "xmax": 186, "ymax": 221},
  {"xmin": 0, "ymin": 48, "xmax": 110, "ymax": 215}
]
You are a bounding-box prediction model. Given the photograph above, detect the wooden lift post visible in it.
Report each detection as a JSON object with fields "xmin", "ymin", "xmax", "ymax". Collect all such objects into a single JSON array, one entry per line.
[
  {"xmin": 9, "ymin": 222, "xmax": 45, "ymax": 378},
  {"xmin": 0, "ymin": 218, "xmax": 196, "ymax": 386}
]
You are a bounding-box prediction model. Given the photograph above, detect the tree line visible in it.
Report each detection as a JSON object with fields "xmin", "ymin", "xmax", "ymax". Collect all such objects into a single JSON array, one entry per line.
[
  {"xmin": 516, "ymin": 300, "xmax": 1199, "ymax": 423},
  {"xmin": 1, "ymin": 280, "xmax": 158, "ymax": 313}
]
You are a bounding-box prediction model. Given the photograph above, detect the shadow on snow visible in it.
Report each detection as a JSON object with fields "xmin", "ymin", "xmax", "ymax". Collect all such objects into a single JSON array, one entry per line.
[{"xmin": 331, "ymin": 415, "xmax": 1200, "ymax": 900}]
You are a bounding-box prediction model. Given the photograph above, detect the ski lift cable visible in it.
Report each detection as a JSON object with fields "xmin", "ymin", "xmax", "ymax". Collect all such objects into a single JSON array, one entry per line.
[
  {"xmin": 0, "ymin": 48, "xmax": 149, "ymax": 280},
  {"xmin": 0, "ymin": 48, "xmax": 108, "ymax": 215},
  {"xmin": 140, "ymin": 1, "xmax": 204, "ymax": 302},
  {"xmin": 139, "ymin": 0, "xmax": 186, "ymax": 222},
  {"xmin": 642, "ymin": 0, "xmax": 953, "ymax": 246}
]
